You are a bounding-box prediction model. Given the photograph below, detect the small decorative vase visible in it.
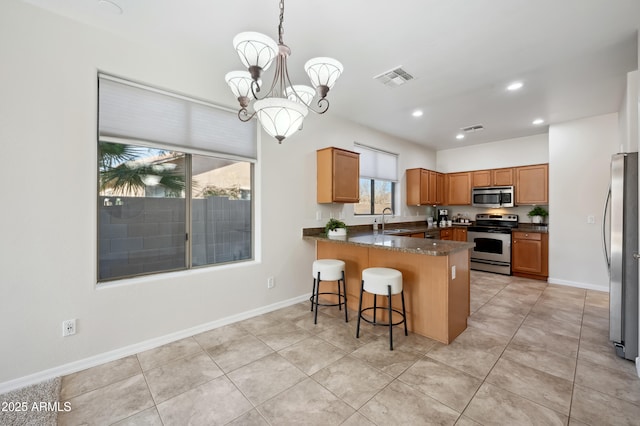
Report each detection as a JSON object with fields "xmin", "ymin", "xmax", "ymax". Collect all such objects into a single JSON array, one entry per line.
[
  {"xmin": 328, "ymin": 228, "xmax": 347, "ymax": 238},
  {"xmin": 531, "ymin": 215, "xmax": 542, "ymax": 224}
]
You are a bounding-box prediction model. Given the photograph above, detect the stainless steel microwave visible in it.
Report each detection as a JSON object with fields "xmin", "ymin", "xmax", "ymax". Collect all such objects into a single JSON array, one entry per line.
[{"xmin": 472, "ymin": 186, "xmax": 515, "ymax": 208}]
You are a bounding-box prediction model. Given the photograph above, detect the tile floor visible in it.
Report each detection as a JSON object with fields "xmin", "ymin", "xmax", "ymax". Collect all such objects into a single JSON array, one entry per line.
[{"xmin": 57, "ymin": 271, "xmax": 640, "ymax": 425}]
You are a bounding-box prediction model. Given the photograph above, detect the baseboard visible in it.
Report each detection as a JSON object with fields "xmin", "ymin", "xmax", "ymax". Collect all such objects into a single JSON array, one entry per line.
[
  {"xmin": 547, "ymin": 277, "xmax": 609, "ymax": 292},
  {"xmin": 0, "ymin": 293, "xmax": 311, "ymax": 394}
]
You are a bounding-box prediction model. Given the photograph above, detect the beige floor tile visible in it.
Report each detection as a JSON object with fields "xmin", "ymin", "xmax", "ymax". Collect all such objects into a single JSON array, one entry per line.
[
  {"xmin": 454, "ymin": 416, "xmax": 483, "ymax": 426},
  {"xmin": 486, "ymin": 294, "xmax": 537, "ymax": 316},
  {"xmin": 502, "ymin": 341, "xmax": 577, "ymax": 382},
  {"xmin": 389, "ymin": 328, "xmax": 439, "ymax": 354},
  {"xmin": 278, "ymin": 336, "xmax": 346, "ymax": 375},
  {"xmin": 467, "ymin": 306, "xmax": 524, "ymax": 338},
  {"xmin": 399, "ymin": 356, "xmax": 482, "ymax": 412},
  {"xmin": 581, "ymin": 311, "xmax": 609, "ymax": 332},
  {"xmin": 584, "ymin": 290, "xmax": 608, "ymax": 309},
  {"xmin": 574, "ymin": 358, "xmax": 640, "ymax": 405},
  {"xmin": 293, "ymin": 310, "xmax": 351, "ymax": 335},
  {"xmin": 359, "ymin": 379, "xmax": 460, "ymax": 426},
  {"xmin": 534, "ymin": 296, "xmax": 584, "ymax": 316},
  {"xmin": 577, "ymin": 339, "xmax": 638, "ymax": 376},
  {"xmin": 257, "ymin": 378, "xmax": 354, "ymax": 425},
  {"xmin": 583, "ymin": 304, "xmax": 608, "ymax": 319},
  {"xmin": 315, "ymin": 323, "xmax": 375, "ymax": 352},
  {"xmin": 144, "ymin": 351, "xmax": 223, "ymax": 404},
  {"xmin": 312, "ymin": 355, "xmax": 393, "ymax": 409},
  {"xmin": 137, "ymin": 337, "xmax": 202, "ymax": 371},
  {"xmin": 350, "ymin": 338, "xmax": 423, "ymax": 378},
  {"xmin": 206, "ymin": 334, "xmax": 273, "ymax": 373},
  {"xmin": 486, "ymin": 358, "xmax": 573, "ymax": 415},
  {"xmin": 226, "ymin": 409, "xmax": 269, "ymax": 425},
  {"xmin": 156, "ymin": 376, "xmax": 252, "ymax": 426},
  {"xmin": 227, "ymin": 352, "xmax": 306, "ymax": 405},
  {"xmin": 192, "ymin": 323, "xmax": 249, "ymax": 349},
  {"xmin": 58, "ymin": 374, "xmax": 154, "ymax": 426},
  {"xmin": 60, "ymin": 355, "xmax": 141, "ymax": 400},
  {"xmin": 111, "ymin": 406, "xmax": 163, "ymax": 425},
  {"xmin": 254, "ymin": 322, "xmax": 312, "ymax": 351},
  {"xmin": 428, "ymin": 326, "xmax": 509, "ymax": 379},
  {"xmin": 570, "ymin": 384, "xmax": 640, "ymax": 426},
  {"xmin": 341, "ymin": 412, "xmax": 377, "ymax": 426},
  {"xmin": 511, "ymin": 325, "xmax": 579, "ymax": 359},
  {"xmin": 463, "ymin": 382, "xmax": 568, "ymax": 426},
  {"xmin": 528, "ymin": 303, "xmax": 583, "ymax": 325},
  {"xmin": 522, "ymin": 314, "xmax": 582, "ymax": 339}
]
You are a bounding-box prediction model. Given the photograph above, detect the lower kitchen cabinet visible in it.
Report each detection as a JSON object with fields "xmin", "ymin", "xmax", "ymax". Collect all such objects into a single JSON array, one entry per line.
[
  {"xmin": 453, "ymin": 227, "xmax": 467, "ymax": 242},
  {"xmin": 410, "ymin": 232, "xmax": 425, "ymax": 238},
  {"xmin": 439, "ymin": 229, "xmax": 452, "ymax": 240},
  {"xmin": 512, "ymin": 231, "xmax": 548, "ymax": 280}
]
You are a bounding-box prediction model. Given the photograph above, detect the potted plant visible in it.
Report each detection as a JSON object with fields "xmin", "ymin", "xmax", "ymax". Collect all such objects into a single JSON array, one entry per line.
[
  {"xmin": 325, "ymin": 218, "xmax": 347, "ymax": 237},
  {"xmin": 527, "ymin": 206, "xmax": 548, "ymax": 224}
]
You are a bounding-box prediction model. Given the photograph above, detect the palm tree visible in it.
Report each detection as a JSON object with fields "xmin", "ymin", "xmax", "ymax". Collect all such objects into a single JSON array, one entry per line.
[{"xmin": 98, "ymin": 142, "xmax": 186, "ymax": 196}]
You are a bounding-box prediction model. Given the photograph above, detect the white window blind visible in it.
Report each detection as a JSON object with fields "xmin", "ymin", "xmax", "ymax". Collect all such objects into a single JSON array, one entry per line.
[
  {"xmin": 354, "ymin": 143, "xmax": 398, "ymax": 181},
  {"xmin": 98, "ymin": 75, "xmax": 257, "ymax": 160}
]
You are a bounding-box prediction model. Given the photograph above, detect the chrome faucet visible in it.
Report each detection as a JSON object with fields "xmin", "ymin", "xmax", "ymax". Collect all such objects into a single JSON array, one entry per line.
[{"xmin": 382, "ymin": 207, "xmax": 393, "ymax": 233}]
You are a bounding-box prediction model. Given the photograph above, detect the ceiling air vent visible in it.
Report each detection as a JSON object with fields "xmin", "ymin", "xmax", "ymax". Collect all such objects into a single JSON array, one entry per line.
[
  {"xmin": 373, "ymin": 66, "xmax": 414, "ymax": 87},
  {"xmin": 462, "ymin": 124, "xmax": 484, "ymax": 133}
]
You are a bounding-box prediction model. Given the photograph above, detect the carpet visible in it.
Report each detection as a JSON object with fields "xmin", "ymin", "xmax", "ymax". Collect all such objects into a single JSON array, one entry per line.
[{"xmin": 0, "ymin": 377, "xmax": 61, "ymax": 426}]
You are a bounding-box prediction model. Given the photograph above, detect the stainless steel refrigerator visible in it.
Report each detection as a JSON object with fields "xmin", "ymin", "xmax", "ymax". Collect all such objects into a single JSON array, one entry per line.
[{"xmin": 603, "ymin": 152, "xmax": 639, "ymax": 361}]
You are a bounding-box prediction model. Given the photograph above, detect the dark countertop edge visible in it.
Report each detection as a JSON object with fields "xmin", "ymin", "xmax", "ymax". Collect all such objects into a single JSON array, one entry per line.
[
  {"xmin": 302, "ymin": 233, "xmax": 475, "ymax": 256},
  {"xmin": 303, "ymin": 221, "xmax": 548, "ymax": 236}
]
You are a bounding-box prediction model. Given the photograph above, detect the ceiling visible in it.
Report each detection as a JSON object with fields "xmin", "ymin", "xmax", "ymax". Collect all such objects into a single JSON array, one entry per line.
[{"xmin": 22, "ymin": 0, "xmax": 640, "ymax": 150}]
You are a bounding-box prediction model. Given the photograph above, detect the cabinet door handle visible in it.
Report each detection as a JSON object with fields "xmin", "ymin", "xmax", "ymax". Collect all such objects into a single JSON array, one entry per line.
[{"xmin": 634, "ymin": 253, "xmax": 640, "ymax": 260}]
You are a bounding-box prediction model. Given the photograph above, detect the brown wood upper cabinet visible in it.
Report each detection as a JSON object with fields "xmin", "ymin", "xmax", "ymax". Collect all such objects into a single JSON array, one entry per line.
[
  {"xmin": 406, "ymin": 168, "xmax": 444, "ymax": 205},
  {"xmin": 445, "ymin": 172, "xmax": 471, "ymax": 205},
  {"xmin": 515, "ymin": 164, "xmax": 548, "ymax": 205},
  {"xmin": 317, "ymin": 147, "xmax": 360, "ymax": 203},
  {"xmin": 472, "ymin": 168, "xmax": 514, "ymax": 187}
]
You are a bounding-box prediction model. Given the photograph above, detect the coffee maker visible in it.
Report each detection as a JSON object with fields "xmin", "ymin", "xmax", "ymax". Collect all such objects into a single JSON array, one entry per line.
[{"xmin": 437, "ymin": 208, "xmax": 449, "ymax": 226}]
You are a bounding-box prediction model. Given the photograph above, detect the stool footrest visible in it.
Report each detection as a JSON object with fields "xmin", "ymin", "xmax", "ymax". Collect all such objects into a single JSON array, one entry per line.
[
  {"xmin": 309, "ymin": 292, "xmax": 347, "ymax": 308},
  {"xmin": 358, "ymin": 307, "xmax": 406, "ymax": 328}
]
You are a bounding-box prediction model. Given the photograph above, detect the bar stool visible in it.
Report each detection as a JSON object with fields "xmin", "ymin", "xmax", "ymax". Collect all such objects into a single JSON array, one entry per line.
[
  {"xmin": 356, "ymin": 267, "xmax": 407, "ymax": 350},
  {"xmin": 311, "ymin": 259, "xmax": 348, "ymax": 324}
]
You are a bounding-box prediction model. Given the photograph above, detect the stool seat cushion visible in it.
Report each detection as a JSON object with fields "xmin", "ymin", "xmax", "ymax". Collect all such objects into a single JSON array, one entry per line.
[
  {"xmin": 312, "ymin": 259, "xmax": 345, "ymax": 281},
  {"xmin": 362, "ymin": 267, "xmax": 403, "ymax": 295}
]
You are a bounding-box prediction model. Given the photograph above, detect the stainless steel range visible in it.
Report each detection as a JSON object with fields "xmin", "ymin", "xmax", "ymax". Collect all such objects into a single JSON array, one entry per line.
[{"xmin": 467, "ymin": 214, "xmax": 519, "ymax": 275}]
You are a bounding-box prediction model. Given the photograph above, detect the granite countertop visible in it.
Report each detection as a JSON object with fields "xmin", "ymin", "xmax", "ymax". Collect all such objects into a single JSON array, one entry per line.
[{"xmin": 303, "ymin": 231, "xmax": 475, "ymax": 256}]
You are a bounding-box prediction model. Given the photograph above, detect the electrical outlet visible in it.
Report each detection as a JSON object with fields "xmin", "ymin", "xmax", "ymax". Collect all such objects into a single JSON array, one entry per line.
[
  {"xmin": 451, "ymin": 266, "xmax": 456, "ymax": 280},
  {"xmin": 62, "ymin": 319, "xmax": 76, "ymax": 337},
  {"xmin": 316, "ymin": 211, "xmax": 322, "ymax": 221},
  {"xmin": 267, "ymin": 276, "xmax": 275, "ymax": 289}
]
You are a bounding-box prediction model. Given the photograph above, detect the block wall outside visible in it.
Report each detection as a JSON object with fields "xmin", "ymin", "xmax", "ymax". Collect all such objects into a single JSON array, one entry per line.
[{"xmin": 98, "ymin": 196, "xmax": 251, "ymax": 280}]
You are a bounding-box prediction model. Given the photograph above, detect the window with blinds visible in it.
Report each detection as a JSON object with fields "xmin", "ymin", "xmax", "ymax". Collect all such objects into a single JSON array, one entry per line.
[
  {"xmin": 97, "ymin": 74, "xmax": 257, "ymax": 282},
  {"xmin": 353, "ymin": 144, "xmax": 398, "ymax": 215}
]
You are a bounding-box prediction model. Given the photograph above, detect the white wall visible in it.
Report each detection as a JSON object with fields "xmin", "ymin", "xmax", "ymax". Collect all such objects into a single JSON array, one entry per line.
[
  {"xmin": 0, "ymin": 2, "xmax": 435, "ymax": 389},
  {"xmin": 436, "ymin": 134, "xmax": 549, "ymax": 173},
  {"xmin": 548, "ymin": 113, "xmax": 619, "ymax": 291}
]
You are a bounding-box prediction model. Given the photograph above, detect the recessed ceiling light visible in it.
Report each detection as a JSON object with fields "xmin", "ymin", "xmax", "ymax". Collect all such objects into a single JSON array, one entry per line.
[
  {"xmin": 412, "ymin": 110, "xmax": 423, "ymax": 118},
  {"xmin": 532, "ymin": 118, "xmax": 544, "ymax": 125},
  {"xmin": 455, "ymin": 134, "xmax": 465, "ymax": 140},
  {"xmin": 98, "ymin": 0, "xmax": 123, "ymax": 15},
  {"xmin": 507, "ymin": 81, "xmax": 523, "ymax": 91}
]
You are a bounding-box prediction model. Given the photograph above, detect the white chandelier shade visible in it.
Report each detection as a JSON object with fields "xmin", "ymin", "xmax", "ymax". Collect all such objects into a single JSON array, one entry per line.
[
  {"xmin": 304, "ymin": 57, "xmax": 344, "ymax": 92},
  {"xmin": 225, "ymin": 71, "xmax": 260, "ymax": 102},
  {"xmin": 253, "ymin": 97, "xmax": 308, "ymax": 143},
  {"xmin": 226, "ymin": 1, "xmax": 342, "ymax": 143},
  {"xmin": 233, "ymin": 32, "xmax": 279, "ymax": 73},
  {"xmin": 285, "ymin": 85, "xmax": 316, "ymax": 106}
]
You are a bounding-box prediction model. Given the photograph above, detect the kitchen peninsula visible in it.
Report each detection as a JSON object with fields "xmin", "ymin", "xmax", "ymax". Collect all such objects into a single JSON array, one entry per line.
[{"xmin": 303, "ymin": 228, "xmax": 475, "ymax": 344}]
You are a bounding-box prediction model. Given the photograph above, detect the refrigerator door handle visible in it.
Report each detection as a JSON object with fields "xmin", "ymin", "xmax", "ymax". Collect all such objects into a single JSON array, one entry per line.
[{"xmin": 602, "ymin": 185, "xmax": 611, "ymax": 273}]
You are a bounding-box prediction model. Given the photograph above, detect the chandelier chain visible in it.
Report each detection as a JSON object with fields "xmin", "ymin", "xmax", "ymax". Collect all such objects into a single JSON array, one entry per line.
[{"xmin": 278, "ymin": 0, "xmax": 285, "ymax": 45}]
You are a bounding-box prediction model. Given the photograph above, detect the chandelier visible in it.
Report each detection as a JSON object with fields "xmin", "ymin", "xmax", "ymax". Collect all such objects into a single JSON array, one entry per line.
[{"xmin": 225, "ymin": 0, "xmax": 343, "ymax": 143}]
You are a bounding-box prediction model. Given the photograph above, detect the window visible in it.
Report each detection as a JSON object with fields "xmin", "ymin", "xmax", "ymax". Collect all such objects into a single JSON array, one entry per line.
[
  {"xmin": 97, "ymin": 75, "xmax": 256, "ymax": 282},
  {"xmin": 353, "ymin": 144, "xmax": 398, "ymax": 215}
]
